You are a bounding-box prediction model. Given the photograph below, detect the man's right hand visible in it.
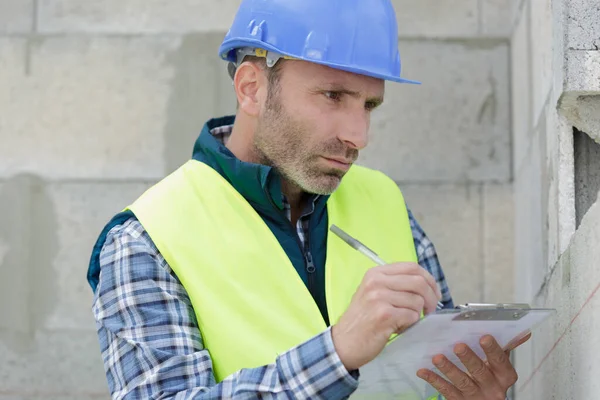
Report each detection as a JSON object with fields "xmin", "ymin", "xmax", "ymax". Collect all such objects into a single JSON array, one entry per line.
[{"xmin": 331, "ymin": 262, "xmax": 442, "ymax": 371}]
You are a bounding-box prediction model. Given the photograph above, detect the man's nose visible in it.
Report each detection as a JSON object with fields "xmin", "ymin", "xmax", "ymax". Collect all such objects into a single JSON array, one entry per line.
[{"xmin": 338, "ymin": 113, "xmax": 369, "ymax": 150}]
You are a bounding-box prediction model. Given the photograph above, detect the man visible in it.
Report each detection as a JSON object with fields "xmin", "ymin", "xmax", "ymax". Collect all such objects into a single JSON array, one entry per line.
[{"xmin": 87, "ymin": 0, "xmax": 528, "ymax": 398}]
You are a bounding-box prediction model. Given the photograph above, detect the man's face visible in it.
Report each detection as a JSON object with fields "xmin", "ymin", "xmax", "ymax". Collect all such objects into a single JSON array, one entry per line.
[{"xmin": 253, "ymin": 60, "xmax": 385, "ymax": 195}]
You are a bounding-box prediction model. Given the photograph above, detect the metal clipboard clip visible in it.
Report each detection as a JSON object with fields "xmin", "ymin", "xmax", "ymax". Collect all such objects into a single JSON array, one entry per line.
[{"xmin": 452, "ymin": 303, "xmax": 531, "ymax": 321}]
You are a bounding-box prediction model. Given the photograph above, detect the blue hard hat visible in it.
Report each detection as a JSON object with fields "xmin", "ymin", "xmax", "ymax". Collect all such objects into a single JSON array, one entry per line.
[{"xmin": 219, "ymin": 0, "xmax": 419, "ymax": 84}]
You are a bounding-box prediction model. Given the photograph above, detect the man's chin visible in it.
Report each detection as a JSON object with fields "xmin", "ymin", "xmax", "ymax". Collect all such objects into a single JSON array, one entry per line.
[{"xmin": 301, "ymin": 174, "xmax": 344, "ymax": 195}]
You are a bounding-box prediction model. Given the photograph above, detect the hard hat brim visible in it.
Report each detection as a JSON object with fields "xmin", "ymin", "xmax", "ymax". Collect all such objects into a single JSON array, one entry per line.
[{"xmin": 220, "ymin": 39, "xmax": 421, "ymax": 85}]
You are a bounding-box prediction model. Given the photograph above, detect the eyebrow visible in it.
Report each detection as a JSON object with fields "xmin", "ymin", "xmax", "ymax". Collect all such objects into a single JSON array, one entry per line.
[{"xmin": 321, "ymin": 84, "xmax": 384, "ymax": 105}]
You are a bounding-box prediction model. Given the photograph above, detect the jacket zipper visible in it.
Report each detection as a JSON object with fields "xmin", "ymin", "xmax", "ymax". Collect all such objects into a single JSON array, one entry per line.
[
  {"xmin": 300, "ymin": 209, "xmax": 316, "ymax": 299},
  {"xmin": 305, "ymin": 225, "xmax": 326, "ymax": 326},
  {"xmin": 264, "ymin": 188, "xmax": 317, "ymax": 300},
  {"xmin": 305, "ymin": 250, "xmax": 316, "ymax": 298}
]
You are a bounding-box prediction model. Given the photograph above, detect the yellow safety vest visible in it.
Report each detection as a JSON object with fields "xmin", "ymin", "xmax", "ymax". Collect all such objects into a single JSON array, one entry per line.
[{"xmin": 128, "ymin": 159, "xmax": 434, "ymax": 397}]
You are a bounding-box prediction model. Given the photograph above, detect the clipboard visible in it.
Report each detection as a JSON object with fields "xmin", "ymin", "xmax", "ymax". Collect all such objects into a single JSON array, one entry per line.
[{"xmin": 352, "ymin": 303, "xmax": 556, "ymax": 399}]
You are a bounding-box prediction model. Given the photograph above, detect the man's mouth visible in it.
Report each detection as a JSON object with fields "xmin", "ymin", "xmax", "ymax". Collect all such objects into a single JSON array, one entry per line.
[{"xmin": 322, "ymin": 156, "xmax": 353, "ymax": 171}]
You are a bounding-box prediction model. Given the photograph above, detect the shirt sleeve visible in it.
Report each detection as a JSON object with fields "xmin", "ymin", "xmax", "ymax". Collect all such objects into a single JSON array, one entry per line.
[
  {"xmin": 407, "ymin": 208, "xmax": 455, "ymax": 309},
  {"xmin": 92, "ymin": 217, "xmax": 358, "ymax": 400}
]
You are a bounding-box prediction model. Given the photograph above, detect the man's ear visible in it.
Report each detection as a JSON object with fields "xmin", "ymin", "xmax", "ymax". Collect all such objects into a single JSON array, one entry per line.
[{"xmin": 233, "ymin": 62, "xmax": 268, "ymax": 117}]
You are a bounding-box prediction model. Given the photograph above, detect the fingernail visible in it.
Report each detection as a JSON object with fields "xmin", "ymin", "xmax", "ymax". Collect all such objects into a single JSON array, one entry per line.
[
  {"xmin": 417, "ymin": 369, "xmax": 430, "ymax": 380},
  {"xmin": 455, "ymin": 344, "xmax": 468, "ymax": 356},
  {"xmin": 481, "ymin": 336, "xmax": 494, "ymax": 348}
]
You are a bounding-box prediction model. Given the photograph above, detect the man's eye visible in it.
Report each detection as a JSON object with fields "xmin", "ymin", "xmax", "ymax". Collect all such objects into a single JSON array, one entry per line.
[
  {"xmin": 365, "ymin": 101, "xmax": 380, "ymax": 111},
  {"xmin": 324, "ymin": 91, "xmax": 342, "ymax": 102}
]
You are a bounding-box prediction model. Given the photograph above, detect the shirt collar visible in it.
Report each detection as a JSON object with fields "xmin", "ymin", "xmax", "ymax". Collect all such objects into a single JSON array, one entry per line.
[{"xmin": 191, "ymin": 116, "xmax": 324, "ymax": 212}]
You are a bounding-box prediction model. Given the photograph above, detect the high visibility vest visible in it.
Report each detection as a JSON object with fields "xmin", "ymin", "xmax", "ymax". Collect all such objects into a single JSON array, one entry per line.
[{"xmin": 128, "ymin": 159, "xmax": 429, "ymax": 395}]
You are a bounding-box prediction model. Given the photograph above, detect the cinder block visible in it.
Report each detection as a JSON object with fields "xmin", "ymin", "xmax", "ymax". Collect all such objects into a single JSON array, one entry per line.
[
  {"xmin": 551, "ymin": 0, "xmax": 567, "ymax": 113},
  {"xmin": 482, "ymin": 184, "xmax": 514, "ymax": 303},
  {"xmin": 0, "ymin": 182, "xmax": 9, "ymax": 310},
  {"xmin": 570, "ymin": 96, "xmax": 600, "ymax": 144},
  {"xmin": 0, "ymin": 175, "xmax": 55, "ymax": 337},
  {"xmin": 530, "ymin": 0, "xmax": 554, "ymax": 125},
  {"xmin": 512, "ymin": 338, "xmax": 535, "ymax": 399},
  {"xmin": 0, "ymin": 330, "xmax": 108, "ymax": 396},
  {"xmin": 38, "ymin": 0, "xmax": 241, "ymax": 33},
  {"xmin": 0, "ymin": 38, "xmax": 27, "ymax": 178},
  {"xmin": 398, "ymin": 183, "xmax": 482, "ymax": 305},
  {"xmin": 566, "ymin": 0, "xmax": 600, "ymax": 50},
  {"xmin": 0, "ymin": 239, "xmax": 6, "ymax": 271},
  {"xmin": 511, "ymin": 4, "xmax": 533, "ymax": 176},
  {"xmin": 543, "ymin": 109, "xmax": 577, "ymax": 256},
  {"xmin": 0, "ymin": 36, "xmax": 183, "ymax": 180},
  {"xmin": 530, "ymin": 285, "xmax": 568, "ymax": 400},
  {"xmin": 0, "ymin": 176, "xmax": 153, "ymax": 333},
  {"xmin": 480, "ymin": 0, "xmax": 523, "ymax": 37},
  {"xmin": 545, "ymin": 106, "xmax": 561, "ymax": 267},
  {"xmin": 163, "ymin": 32, "xmax": 237, "ymax": 174},
  {"xmin": 566, "ymin": 200, "xmax": 600, "ymax": 398},
  {"xmin": 38, "ymin": 0, "xmax": 481, "ymax": 38},
  {"xmin": 0, "ymin": 37, "xmax": 27, "ymax": 77},
  {"xmin": 515, "ymin": 246, "xmax": 568, "ymax": 398},
  {"xmin": 45, "ymin": 181, "xmax": 155, "ymax": 330},
  {"xmin": 513, "ymin": 127, "xmax": 546, "ymax": 302},
  {"xmin": 0, "ymin": 0, "xmax": 33, "ymax": 33},
  {"xmin": 392, "ymin": 0, "xmax": 479, "ymax": 38},
  {"xmin": 360, "ymin": 41, "xmax": 510, "ymax": 183},
  {"xmin": 565, "ymin": 50, "xmax": 600, "ymax": 93},
  {"xmin": 525, "ymin": 199, "xmax": 600, "ymax": 399}
]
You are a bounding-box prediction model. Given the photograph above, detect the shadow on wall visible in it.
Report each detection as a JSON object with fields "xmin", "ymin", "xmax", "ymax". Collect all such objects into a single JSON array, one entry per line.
[
  {"xmin": 0, "ymin": 174, "xmax": 58, "ymax": 353},
  {"xmin": 574, "ymin": 127, "xmax": 600, "ymax": 228}
]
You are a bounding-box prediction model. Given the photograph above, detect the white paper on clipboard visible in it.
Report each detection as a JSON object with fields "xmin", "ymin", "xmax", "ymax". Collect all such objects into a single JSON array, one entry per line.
[{"xmin": 352, "ymin": 304, "xmax": 556, "ymax": 399}]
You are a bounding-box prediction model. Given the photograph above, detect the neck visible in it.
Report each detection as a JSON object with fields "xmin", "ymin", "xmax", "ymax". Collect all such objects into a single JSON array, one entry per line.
[
  {"xmin": 225, "ymin": 116, "xmax": 257, "ymax": 163},
  {"xmin": 281, "ymin": 179, "xmax": 307, "ymax": 225},
  {"xmin": 226, "ymin": 115, "xmax": 308, "ymax": 225}
]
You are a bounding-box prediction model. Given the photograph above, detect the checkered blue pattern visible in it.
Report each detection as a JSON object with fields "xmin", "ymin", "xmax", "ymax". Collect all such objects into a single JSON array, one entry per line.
[
  {"xmin": 92, "ymin": 126, "xmax": 453, "ymax": 399},
  {"xmin": 93, "ymin": 214, "xmax": 452, "ymax": 399}
]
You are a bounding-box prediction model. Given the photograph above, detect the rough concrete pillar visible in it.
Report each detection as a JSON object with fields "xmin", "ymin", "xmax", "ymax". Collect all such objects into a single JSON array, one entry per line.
[{"xmin": 512, "ymin": 0, "xmax": 600, "ymax": 397}]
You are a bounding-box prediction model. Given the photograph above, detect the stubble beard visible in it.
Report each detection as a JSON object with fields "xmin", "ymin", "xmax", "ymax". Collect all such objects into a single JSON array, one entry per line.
[{"xmin": 253, "ymin": 95, "xmax": 351, "ymax": 195}]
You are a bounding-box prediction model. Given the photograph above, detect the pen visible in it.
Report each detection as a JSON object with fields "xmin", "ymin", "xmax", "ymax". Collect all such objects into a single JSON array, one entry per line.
[{"xmin": 329, "ymin": 224, "xmax": 444, "ymax": 311}]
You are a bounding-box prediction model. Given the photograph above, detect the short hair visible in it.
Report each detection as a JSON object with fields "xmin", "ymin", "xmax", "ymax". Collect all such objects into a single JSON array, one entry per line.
[{"xmin": 228, "ymin": 56, "xmax": 283, "ymax": 97}]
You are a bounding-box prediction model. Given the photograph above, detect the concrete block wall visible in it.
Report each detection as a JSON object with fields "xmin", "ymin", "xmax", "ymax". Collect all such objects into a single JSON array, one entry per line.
[
  {"xmin": 1, "ymin": 1, "xmax": 517, "ymax": 397},
  {"xmin": 511, "ymin": 0, "xmax": 600, "ymax": 398},
  {"xmin": 363, "ymin": 0, "xmax": 519, "ymax": 307}
]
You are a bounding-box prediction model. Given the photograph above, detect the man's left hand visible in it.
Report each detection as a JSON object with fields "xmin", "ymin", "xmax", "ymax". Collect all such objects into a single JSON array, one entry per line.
[{"xmin": 417, "ymin": 333, "xmax": 531, "ymax": 399}]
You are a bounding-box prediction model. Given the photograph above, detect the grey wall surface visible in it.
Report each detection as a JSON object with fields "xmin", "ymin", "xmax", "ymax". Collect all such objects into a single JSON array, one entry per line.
[
  {"xmin": 511, "ymin": 0, "xmax": 600, "ymax": 398},
  {"xmin": 0, "ymin": 1, "xmax": 518, "ymax": 398}
]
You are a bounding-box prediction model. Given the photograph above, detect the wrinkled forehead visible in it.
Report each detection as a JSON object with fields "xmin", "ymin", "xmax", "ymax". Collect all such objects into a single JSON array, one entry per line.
[{"xmin": 281, "ymin": 60, "xmax": 385, "ymax": 95}]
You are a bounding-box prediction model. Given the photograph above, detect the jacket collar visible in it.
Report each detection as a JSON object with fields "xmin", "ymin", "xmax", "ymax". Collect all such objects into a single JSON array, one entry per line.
[{"xmin": 192, "ymin": 115, "xmax": 288, "ymax": 210}]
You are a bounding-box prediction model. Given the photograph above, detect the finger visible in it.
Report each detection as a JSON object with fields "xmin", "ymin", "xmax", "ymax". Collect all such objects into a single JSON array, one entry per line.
[
  {"xmin": 432, "ymin": 354, "xmax": 481, "ymax": 397},
  {"xmin": 422, "ymin": 289, "xmax": 440, "ymax": 315},
  {"xmin": 380, "ymin": 263, "xmax": 442, "ymax": 299},
  {"xmin": 384, "ymin": 291, "xmax": 426, "ymax": 314},
  {"xmin": 360, "ymin": 270, "xmax": 437, "ymax": 314},
  {"xmin": 391, "ymin": 307, "xmax": 421, "ymax": 333},
  {"xmin": 417, "ymin": 368, "xmax": 461, "ymax": 400},
  {"xmin": 384, "ymin": 274, "xmax": 439, "ymax": 314},
  {"xmin": 481, "ymin": 335, "xmax": 519, "ymax": 387},
  {"xmin": 505, "ymin": 332, "xmax": 532, "ymax": 353},
  {"xmin": 453, "ymin": 343, "xmax": 498, "ymax": 390}
]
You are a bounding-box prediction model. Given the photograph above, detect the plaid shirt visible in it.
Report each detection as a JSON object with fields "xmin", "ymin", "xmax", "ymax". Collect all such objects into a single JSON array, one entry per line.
[{"xmin": 92, "ymin": 127, "xmax": 453, "ymax": 399}]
